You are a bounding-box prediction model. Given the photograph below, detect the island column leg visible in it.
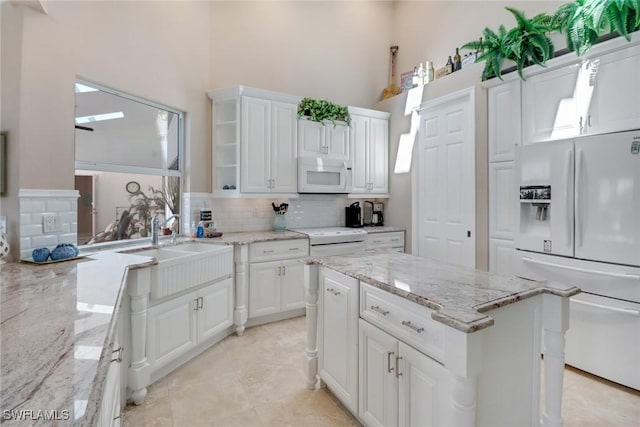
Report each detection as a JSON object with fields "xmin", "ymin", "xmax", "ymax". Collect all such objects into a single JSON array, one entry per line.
[
  {"xmin": 233, "ymin": 244, "xmax": 249, "ymax": 336},
  {"xmin": 445, "ymin": 328, "xmax": 483, "ymax": 426},
  {"xmin": 304, "ymin": 263, "xmax": 319, "ymax": 390},
  {"xmin": 128, "ymin": 269, "xmax": 151, "ymax": 405},
  {"xmin": 542, "ymin": 294, "xmax": 570, "ymax": 427}
]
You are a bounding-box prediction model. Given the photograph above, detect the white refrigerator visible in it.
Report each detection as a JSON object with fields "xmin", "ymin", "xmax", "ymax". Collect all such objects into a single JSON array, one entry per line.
[{"xmin": 514, "ymin": 129, "xmax": 640, "ymax": 391}]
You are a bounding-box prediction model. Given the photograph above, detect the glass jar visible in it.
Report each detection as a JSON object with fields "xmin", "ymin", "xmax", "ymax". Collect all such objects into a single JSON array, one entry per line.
[{"xmin": 273, "ymin": 213, "xmax": 287, "ymax": 232}]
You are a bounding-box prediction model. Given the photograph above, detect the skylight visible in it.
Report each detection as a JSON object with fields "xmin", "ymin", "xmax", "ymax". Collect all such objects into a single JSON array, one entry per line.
[
  {"xmin": 74, "ymin": 83, "xmax": 99, "ymax": 93},
  {"xmin": 75, "ymin": 112, "xmax": 124, "ymax": 124}
]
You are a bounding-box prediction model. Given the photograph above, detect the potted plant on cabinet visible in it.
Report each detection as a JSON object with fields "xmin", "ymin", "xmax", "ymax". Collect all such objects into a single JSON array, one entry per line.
[{"xmin": 297, "ymin": 97, "xmax": 351, "ymax": 126}]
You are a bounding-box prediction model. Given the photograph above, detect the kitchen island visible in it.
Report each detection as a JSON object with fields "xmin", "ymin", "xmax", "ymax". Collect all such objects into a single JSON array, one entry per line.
[{"xmin": 303, "ymin": 251, "xmax": 580, "ymax": 427}]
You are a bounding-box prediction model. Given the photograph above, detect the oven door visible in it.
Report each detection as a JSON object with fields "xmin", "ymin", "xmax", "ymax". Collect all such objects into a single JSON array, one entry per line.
[
  {"xmin": 298, "ymin": 157, "xmax": 352, "ymax": 194},
  {"xmin": 310, "ymin": 241, "xmax": 364, "ymax": 257}
]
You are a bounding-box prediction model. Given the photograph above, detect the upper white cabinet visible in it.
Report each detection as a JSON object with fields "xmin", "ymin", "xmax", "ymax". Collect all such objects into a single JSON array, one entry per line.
[
  {"xmin": 349, "ymin": 108, "xmax": 390, "ymax": 195},
  {"xmin": 241, "ymin": 97, "xmax": 298, "ymax": 193},
  {"xmin": 523, "ymin": 42, "xmax": 640, "ymax": 144},
  {"xmin": 298, "ymin": 118, "xmax": 350, "ymax": 160},
  {"xmin": 208, "ymin": 86, "xmax": 301, "ymax": 197},
  {"xmin": 488, "ymin": 80, "xmax": 521, "ymax": 161}
]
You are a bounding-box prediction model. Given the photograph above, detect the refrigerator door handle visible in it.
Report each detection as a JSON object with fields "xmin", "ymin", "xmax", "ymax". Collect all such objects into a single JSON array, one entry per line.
[
  {"xmin": 575, "ymin": 149, "xmax": 584, "ymax": 248},
  {"xmin": 522, "ymin": 256, "xmax": 640, "ymax": 280},
  {"xmin": 571, "ymin": 298, "xmax": 640, "ymax": 317},
  {"xmin": 566, "ymin": 149, "xmax": 573, "ymax": 245}
]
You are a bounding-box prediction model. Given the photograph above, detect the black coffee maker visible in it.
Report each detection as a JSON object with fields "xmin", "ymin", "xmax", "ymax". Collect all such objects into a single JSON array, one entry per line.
[{"xmin": 345, "ymin": 202, "xmax": 363, "ymax": 228}]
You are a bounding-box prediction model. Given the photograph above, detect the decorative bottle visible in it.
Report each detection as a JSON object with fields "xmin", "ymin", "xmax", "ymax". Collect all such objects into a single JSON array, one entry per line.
[
  {"xmin": 454, "ymin": 48, "xmax": 462, "ymax": 71},
  {"xmin": 426, "ymin": 61, "xmax": 435, "ymax": 83},
  {"xmin": 445, "ymin": 56, "xmax": 454, "ymax": 75}
]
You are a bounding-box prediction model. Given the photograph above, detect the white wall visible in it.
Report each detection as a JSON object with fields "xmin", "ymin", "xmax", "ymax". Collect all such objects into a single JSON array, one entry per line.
[{"xmin": 209, "ymin": 1, "xmax": 394, "ymax": 108}]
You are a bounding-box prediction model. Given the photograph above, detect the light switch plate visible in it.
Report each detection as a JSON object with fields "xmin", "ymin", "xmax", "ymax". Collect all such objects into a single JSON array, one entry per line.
[{"xmin": 43, "ymin": 213, "xmax": 61, "ymax": 233}]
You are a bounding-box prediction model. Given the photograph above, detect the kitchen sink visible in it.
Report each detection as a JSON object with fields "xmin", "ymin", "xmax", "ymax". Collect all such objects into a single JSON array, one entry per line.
[{"xmin": 124, "ymin": 243, "xmax": 233, "ymax": 300}]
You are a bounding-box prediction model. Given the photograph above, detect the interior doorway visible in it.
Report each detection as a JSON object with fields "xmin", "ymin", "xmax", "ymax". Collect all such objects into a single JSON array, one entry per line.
[{"xmin": 75, "ymin": 175, "xmax": 95, "ymax": 245}]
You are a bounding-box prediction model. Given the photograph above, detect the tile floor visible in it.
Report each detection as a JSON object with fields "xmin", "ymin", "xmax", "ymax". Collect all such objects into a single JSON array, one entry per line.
[{"xmin": 125, "ymin": 316, "xmax": 640, "ymax": 427}]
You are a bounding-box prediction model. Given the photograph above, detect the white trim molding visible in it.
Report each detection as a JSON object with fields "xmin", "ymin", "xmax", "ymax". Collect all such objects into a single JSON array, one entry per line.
[{"xmin": 19, "ymin": 189, "xmax": 80, "ymax": 199}]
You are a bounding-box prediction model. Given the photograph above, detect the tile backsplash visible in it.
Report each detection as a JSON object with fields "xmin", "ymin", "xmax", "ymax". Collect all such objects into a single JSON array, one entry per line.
[
  {"xmin": 184, "ymin": 193, "xmax": 380, "ymax": 233},
  {"xmin": 19, "ymin": 189, "xmax": 79, "ymax": 259}
]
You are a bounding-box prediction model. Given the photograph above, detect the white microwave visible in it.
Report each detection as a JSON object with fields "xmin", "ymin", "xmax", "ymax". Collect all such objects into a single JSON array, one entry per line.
[{"xmin": 298, "ymin": 157, "xmax": 353, "ymax": 193}]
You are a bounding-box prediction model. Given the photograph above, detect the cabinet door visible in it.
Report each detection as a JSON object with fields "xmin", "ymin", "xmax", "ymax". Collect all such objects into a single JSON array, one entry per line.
[
  {"xmin": 589, "ymin": 45, "xmax": 640, "ymax": 135},
  {"xmin": 326, "ymin": 123, "xmax": 350, "ymax": 160},
  {"xmin": 197, "ymin": 278, "xmax": 234, "ymax": 343},
  {"xmin": 359, "ymin": 320, "xmax": 399, "ymax": 427},
  {"xmin": 522, "ymin": 65, "xmax": 581, "ymax": 143},
  {"xmin": 298, "ymin": 119, "xmax": 324, "ymax": 157},
  {"xmin": 488, "ymin": 80, "xmax": 521, "ymax": 161},
  {"xmin": 369, "ymin": 117, "xmax": 389, "ymax": 194},
  {"xmin": 398, "ymin": 342, "xmax": 451, "ymax": 427},
  {"xmin": 319, "ymin": 268, "xmax": 359, "ymax": 414},
  {"xmin": 271, "ymin": 101, "xmax": 298, "ymax": 193},
  {"xmin": 280, "ymin": 259, "xmax": 305, "ymax": 311},
  {"xmin": 489, "ymin": 161, "xmax": 515, "ymax": 240},
  {"xmin": 241, "ymin": 96, "xmax": 271, "ymax": 192},
  {"xmin": 489, "ymin": 238, "xmax": 517, "ymax": 276},
  {"xmin": 146, "ymin": 293, "xmax": 197, "ymax": 371},
  {"xmin": 350, "ymin": 114, "xmax": 369, "ymax": 193},
  {"xmin": 249, "ymin": 260, "xmax": 281, "ymax": 318}
]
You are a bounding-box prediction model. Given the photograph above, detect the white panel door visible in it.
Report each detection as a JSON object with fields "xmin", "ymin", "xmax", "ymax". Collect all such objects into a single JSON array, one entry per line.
[
  {"xmin": 146, "ymin": 293, "xmax": 197, "ymax": 371},
  {"xmin": 241, "ymin": 96, "xmax": 271, "ymax": 192},
  {"xmin": 522, "ymin": 65, "xmax": 581, "ymax": 143},
  {"xmin": 416, "ymin": 90, "xmax": 475, "ymax": 268},
  {"xmin": 358, "ymin": 320, "xmax": 399, "ymax": 427},
  {"xmin": 298, "ymin": 119, "xmax": 324, "ymax": 157},
  {"xmin": 280, "ymin": 259, "xmax": 305, "ymax": 311},
  {"xmin": 398, "ymin": 341, "xmax": 451, "ymax": 427},
  {"xmin": 489, "ymin": 161, "xmax": 515, "ymax": 240},
  {"xmin": 589, "ymin": 44, "xmax": 640, "ymax": 135},
  {"xmin": 197, "ymin": 279, "xmax": 233, "ymax": 343},
  {"xmin": 488, "ymin": 80, "xmax": 521, "ymax": 162},
  {"xmin": 249, "ymin": 261, "xmax": 280, "ymax": 318},
  {"xmin": 575, "ymin": 131, "xmax": 640, "ymax": 266},
  {"xmin": 369, "ymin": 117, "xmax": 389, "ymax": 194},
  {"xmin": 271, "ymin": 101, "xmax": 298, "ymax": 193},
  {"xmin": 326, "ymin": 123, "xmax": 350, "ymax": 160},
  {"xmin": 350, "ymin": 114, "xmax": 369, "ymax": 193}
]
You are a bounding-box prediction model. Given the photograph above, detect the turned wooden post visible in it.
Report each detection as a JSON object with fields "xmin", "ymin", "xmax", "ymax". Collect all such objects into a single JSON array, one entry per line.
[{"xmin": 304, "ymin": 263, "xmax": 319, "ymax": 389}]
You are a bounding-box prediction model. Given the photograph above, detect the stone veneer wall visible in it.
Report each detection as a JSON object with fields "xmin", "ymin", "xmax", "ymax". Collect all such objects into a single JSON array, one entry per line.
[
  {"xmin": 183, "ymin": 193, "xmax": 380, "ymax": 233},
  {"xmin": 19, "ymin": 189, "xmax": 79, "ymax": 259}
]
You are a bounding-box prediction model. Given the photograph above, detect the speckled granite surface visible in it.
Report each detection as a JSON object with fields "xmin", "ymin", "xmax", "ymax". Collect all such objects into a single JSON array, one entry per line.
[
  {"xmin": 304, "ymin": 251, "xmax": 580, "ymax": 333},
  {"xmin": 0, "ymin": 252, "xmax": 154, "ymax": 426},
  {"xmin": 362, "ymin": 226, "xmax": 405, "ymax": 233},
  {"xmin": 202, "ymin": 230, "xmax": 308, "ymax": 245}
]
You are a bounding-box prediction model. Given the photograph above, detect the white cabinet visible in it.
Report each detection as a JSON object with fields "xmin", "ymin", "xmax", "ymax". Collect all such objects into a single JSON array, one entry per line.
[
  {"xmin": 349, "ymin": 111, "xmax": 390, "ymax": 195},
  {"xmin": 359, "ymin": 316, "xmax": 451, "ymax": 427},
  {"xmin": 146, "ymin": 279, "xmax": 233, "ymax": 372},
  {"xmin": 488, "ymin": 162, "xmax": 515, "ymax": 241},
  {"xmin": 241, "ymin": 97, "xmax": 298, "ymax": 193},
  {"xmin": 248, "ymin": 239, "xmax": 309, "ymax": 320},
  {"xmin": 98, "ymin": 313, "xmax": 124, "ymax": 427},
  {"xmin": 298, "ymin": 118, "xmax": 350, "ymax": 160},
  {"xmin": 489, "ymin": 238, "xmax": 518, "ymax": 276},
  {"xmin": 488, "ymin": 79, "xmax": 521, "ymax": 161},
  {"xmin": 319, "ymin": 267, "xmax": 359, "ymax": 414},
  {"xmin": 364, "ymin": 231, "xmax": 405, "ymax": 252}
]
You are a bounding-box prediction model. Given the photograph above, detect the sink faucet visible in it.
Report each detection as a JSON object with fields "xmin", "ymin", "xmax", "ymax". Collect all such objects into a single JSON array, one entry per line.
[{"xmin": 150, "ymin": 214, "xmax": 181, "ymax": 245}]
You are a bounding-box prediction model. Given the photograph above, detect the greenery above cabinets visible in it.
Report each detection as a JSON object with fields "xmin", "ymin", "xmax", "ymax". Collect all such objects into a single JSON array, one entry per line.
[
  {"xmin": 463, "ymin": 0, "xmax": 640, "ymax": 81},
  {"xmin": 297, "ymin": 97, "xmax": 351, "ymax": 126}
]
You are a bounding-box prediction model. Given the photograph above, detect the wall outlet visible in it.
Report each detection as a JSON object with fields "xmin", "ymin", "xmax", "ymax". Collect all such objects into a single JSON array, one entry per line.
[{"xmin": 43, "ymin": 213, "xmax": 61, "ymax": 233}]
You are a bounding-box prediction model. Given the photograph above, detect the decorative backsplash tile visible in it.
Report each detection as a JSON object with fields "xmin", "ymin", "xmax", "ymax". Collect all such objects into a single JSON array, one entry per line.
[{"xmin": 18, "ymin": 189, "xmax": 79, "ymax": 259}]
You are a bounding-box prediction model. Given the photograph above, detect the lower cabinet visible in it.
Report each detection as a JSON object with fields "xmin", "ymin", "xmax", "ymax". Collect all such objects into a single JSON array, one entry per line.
[
  {"xmin": 146, "ymin": 278, "xmax": 233, "ymax": 372},
  {"xmin": 99, "ymin": 317, "xmax": 124, "ymax": 427},
  {"xmin": 359, "ymin": 319, "xmax": 451, "ymax": 427},
  {"xmin": 249, "ymin": 258, "xmax": 305, "ymax": 318},
  {"xmin": 319, "ymin": 267, "xmax": 359, "ymax": 414}
]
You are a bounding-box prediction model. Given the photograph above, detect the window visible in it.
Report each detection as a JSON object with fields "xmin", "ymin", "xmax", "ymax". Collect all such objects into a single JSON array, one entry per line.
[{"xmin": 74, "ymin": 80, "xmax": 183, "ymax": 245}]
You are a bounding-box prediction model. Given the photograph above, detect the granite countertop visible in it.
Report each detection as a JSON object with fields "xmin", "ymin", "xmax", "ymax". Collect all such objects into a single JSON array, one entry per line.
[
  {"xmin": 202, "ymin": 230, "xmax": 308, "ymax": 245},
  {"xmin": 0, "ymin": 252, "xmax": 155, "ymax": 426},
  {"xmin": 362, "ymin": 226, "xmax": 405, "ymax": 233},
  {"xmin": 304, "ymin": 251, "xmax": 580, "ymax": 333}
]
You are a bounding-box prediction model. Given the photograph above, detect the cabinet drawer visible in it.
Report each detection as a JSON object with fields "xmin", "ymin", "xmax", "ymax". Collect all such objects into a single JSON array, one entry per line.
[
  {"xmin": 365, "ymin": 231, "xmax": 405, "ymax": 250},
  {"xmin": 360, "ymin": 283, "xmax": 444, "ymax": 363},
  {"xmin": 250, "ymin": 239, "xmax": 309, "ymax": 262}
]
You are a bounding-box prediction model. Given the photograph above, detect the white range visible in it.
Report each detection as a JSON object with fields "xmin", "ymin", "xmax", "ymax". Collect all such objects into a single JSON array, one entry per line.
[{"xmin": 290, "ymin": 227, "xmax": 367, "ymax": 257}]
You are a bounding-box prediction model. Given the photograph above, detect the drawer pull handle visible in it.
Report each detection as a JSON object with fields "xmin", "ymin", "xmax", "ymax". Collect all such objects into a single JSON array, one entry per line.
[
  {"xmin": 395, "ymin": 356, "xmax": 403, "ymax": 377},
  {"xmin": 373, "ymin": 240, "xmax": 382, "ymax": 244},
  {"xmin": 391, "ymin": 239, "xmax": 400, "ymax": 242},
  {"xmin": 263, "ymin": 249, "xmax": 274, "ymax": 254},
  {"xmin": 402, "ymin": 320, "xmax": 424, "ymax": 333},
  {"xmin": 370, "ymin": 305, "xmax": 389, "ymax": 316},
  {"xmin": 194, "ymin": 297, "xmax": 200, "ymax": 311},
  {"xmin": 387, "ymin": 352, "xmax": 395, "ymax": 373},
  {"xmin": 111, "ymin": 346, "xmax": 124, "ymax": 363},
  {"xmin": 326, "ymin": 288, "xmax": 341, "ymax": 296},
  {"xmin": 289, "ymin": 247, "xmax": 299, "ymax": 251}
]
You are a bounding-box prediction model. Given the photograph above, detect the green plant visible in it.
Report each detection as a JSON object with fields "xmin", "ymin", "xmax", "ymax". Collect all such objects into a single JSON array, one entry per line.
[
  {"xmin": 297, "ymin": 97, "xmax": 350, "ymax": 125},
  {"xmin": 504, "ymin": 8, "xmax": 555, "ymax": 79},
  {"xmin": 462, "ymin": 25, "xmax": 511, "ymax": 81}
]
